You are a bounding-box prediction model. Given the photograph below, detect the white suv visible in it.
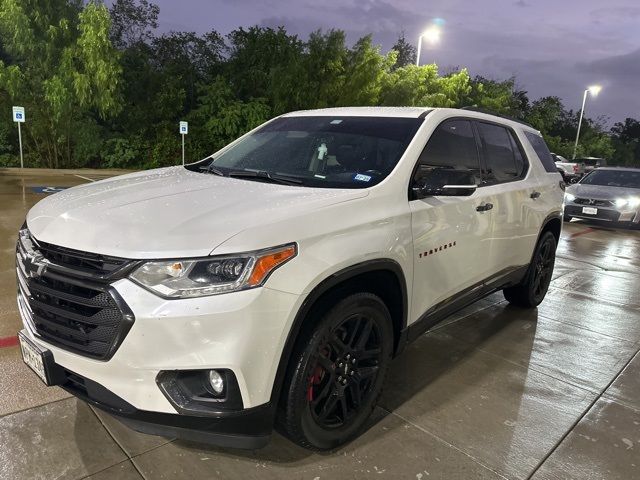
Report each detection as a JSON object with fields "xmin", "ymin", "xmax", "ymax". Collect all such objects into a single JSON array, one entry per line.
[{"xmin": 16, "ymin": 107, "xmax": 564, "ymax": 450}]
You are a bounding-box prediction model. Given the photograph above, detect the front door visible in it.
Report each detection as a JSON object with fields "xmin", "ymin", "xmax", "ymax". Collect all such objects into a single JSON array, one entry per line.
[{"xmin": 409, "ymin": 118, "xmax": 495, "ymax": 326}]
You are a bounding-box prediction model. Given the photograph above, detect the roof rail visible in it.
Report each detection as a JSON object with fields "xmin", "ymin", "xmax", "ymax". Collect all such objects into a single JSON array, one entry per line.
[{"xmin": 460, "ymin": 106, "xmax": 533, "ymax": 128}]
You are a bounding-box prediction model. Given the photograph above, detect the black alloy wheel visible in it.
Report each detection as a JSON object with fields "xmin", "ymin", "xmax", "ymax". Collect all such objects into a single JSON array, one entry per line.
[
  {"xmin": 307, "ymin": 312, "xmax": 383, "ymax": 428},
  {"xmin": 279, "ymin": 292, "xmax": 393, "ymax": 450},
  {"xmin": 504, "ymin": 231, "xmax": 557, "ymax": 308},
  {"xmin": 532, "ymin": 236, "xmax": 555, "ymax": 302}
]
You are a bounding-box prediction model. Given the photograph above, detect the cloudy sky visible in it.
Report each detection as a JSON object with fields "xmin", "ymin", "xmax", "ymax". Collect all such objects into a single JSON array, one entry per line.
[{"xmin": 144, "ymin": 0, "xmax": 640, "ymax": 124}]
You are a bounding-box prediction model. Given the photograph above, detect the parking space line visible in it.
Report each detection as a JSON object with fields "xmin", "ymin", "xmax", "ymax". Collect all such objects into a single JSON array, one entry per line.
[
  {"xmin": 569, "ymin": 227, "xmax": 594, "ymax": 238},
  {"xmin": 73, "ymin": 174, "xmax": 96, "ymax": 182},
  {"xmin": 0, "ymin": 335, "xmax": 18, "ymax": 348}
]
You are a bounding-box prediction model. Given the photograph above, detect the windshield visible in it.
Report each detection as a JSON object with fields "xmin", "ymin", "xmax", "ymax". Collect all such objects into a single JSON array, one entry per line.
[
  {"xmin": 580, "ymin": 169, "xmax": 640, "ymax": 189},
  {"xmin": 197, "ymin": 116, "xmax": 423, "ymax": 188}
]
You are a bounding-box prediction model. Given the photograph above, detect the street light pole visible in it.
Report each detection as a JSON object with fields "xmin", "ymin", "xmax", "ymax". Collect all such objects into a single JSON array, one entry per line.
[
  {"xmin": 416, "ymin": 26, "xmax": 441, "ymax": 66},
  {"xmin": 572, "ymin": 85, "xmax": 601, "ymax": 159},
  {"xmin": 572, "ymin": 89, "xmax": 588, "ymax": 160}
]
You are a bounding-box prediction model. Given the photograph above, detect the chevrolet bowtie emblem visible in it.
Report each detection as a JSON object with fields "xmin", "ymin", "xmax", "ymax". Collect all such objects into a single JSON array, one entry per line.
[{"xmin": 23, "ymin": 252, "xmax": 46, "ymax": 278}]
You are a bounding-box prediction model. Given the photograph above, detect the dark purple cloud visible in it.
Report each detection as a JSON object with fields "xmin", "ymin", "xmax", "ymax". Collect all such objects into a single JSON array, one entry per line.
[{"xmin": 111, "ymin": 0, "xmax": 640, "ymax": 123}]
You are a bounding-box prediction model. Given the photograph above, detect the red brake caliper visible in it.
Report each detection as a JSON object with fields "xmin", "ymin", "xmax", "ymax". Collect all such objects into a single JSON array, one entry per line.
[{"xmin": 307, "ymin": 364, "xmax": 325, "ymax": 401}]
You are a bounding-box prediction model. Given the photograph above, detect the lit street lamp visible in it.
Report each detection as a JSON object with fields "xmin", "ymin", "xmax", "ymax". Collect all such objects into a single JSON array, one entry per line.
[
  {"xmin": 572, "ymin": 85, "xmax": 602, "ymax": 159},
  {"xmin": 416, "ymin": 26, "xmax": 441, "ymax": 66}
]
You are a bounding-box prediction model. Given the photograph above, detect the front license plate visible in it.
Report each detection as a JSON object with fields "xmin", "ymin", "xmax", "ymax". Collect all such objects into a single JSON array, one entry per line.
[
  {"xmin": 582, "ymin": 207, "xmax": 598, "ymax": 215},
  {"xmin": 18, "ymin": 331, "xmax": 50, "ymax": 385}
]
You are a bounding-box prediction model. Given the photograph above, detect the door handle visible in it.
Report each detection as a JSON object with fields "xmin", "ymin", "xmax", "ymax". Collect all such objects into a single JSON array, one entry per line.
[
  {"xmin": 476, "ymin": 203, "xmax": 493, "ymax": 212},
  {"xmin": 530, "ymin": 191, "xmax": 541, "ymax": 199}
]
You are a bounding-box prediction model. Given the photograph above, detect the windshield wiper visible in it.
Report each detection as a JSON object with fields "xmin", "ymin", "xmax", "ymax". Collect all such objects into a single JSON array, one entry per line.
[
  {"xmin": 227, "ymin": 170, "xmax": 303, "ymax": 186},
  {"xmin": 199, "ymin": 163, "xmax": 225, "ymax": 176}
]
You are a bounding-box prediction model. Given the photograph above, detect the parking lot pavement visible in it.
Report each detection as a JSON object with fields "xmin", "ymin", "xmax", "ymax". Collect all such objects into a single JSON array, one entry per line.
[{"xmin": 1, "ymin": 170, "xmax": 639, "ymax": 479}]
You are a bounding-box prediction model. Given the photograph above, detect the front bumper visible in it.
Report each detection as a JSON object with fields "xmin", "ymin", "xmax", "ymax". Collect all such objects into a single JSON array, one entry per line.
[
  {"xmin": 18, "ymin": 278, "xmax": 303, "ymax": 445},
  {"xmin": 57, "ymin": 364, "xmax": 273, "ymax": 449},
  {"xmin": 564, "ymin": 204, "xmax": 640, "ymax": 223}
]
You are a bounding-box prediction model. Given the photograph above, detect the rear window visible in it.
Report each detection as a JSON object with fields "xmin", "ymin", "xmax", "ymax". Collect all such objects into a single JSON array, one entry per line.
[
  {"xmin": 524, "ymin": 131, "xmax": 556, "ymax": 173},
  {"xmin": 477, "ymin": 122, "xmax": 526, "ymax": 183}
]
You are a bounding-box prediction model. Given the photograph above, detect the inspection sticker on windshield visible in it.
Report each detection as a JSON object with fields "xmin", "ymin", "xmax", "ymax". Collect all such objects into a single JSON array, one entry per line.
[
  {"xmin": 353, "ymin": 174, "xmax": 372, "ymax": 182},
  {"xmin": 330, "ymin": 119, "xmax": 343, "ymax": 124}
]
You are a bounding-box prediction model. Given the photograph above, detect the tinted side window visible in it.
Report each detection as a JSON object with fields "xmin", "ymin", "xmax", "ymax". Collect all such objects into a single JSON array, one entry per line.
[
  {"xmin": 414, "ymin": 119, "xmax": 481, "ymax": 183},
  {"xmin": 477, "ymin": 122, "xmax": 523, "ymax": 183},
  {"xmin": 509, "ymin": 132, "xmax": 526, "ymax": 176},
  {"xmin": 524, "ymin": 131, "xmax": 556, "ymax": 172}
]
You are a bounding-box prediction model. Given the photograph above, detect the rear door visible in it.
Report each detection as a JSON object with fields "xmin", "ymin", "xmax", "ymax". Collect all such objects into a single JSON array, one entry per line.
[
  {"xmin": 409, "ymin": 118, "xmax": 495, "ymax": 324},
  {"xmin": 474, "ymin": 121, "xmax": 541, "ymax": 272}
]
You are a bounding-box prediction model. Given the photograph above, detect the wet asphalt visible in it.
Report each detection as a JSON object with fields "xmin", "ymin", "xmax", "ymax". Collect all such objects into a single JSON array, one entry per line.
[{"xmin": 1, "ymin": 168, "xmax": 639, "ymax": 479}]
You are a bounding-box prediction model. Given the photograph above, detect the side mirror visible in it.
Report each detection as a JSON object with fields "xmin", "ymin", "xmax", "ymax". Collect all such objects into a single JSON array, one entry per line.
[{"xmin": 412, "ymin": 167, "xmax": 477, "ymax": 199}]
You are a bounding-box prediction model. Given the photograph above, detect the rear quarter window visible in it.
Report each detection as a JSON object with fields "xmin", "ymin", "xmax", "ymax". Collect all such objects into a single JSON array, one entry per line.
[{"xmin": 524, "ymin": 131, "xmax": 557, "ymax": 173}]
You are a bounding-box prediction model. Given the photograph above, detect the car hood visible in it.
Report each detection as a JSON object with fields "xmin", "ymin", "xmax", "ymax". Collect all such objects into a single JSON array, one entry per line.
[
  {"xmin": 567, "ymin": 183, "xmax": 640, "ymax": 200},
  {"xmin": 27, "ymin": 167, "xmax": 368, "ymax": 258}
]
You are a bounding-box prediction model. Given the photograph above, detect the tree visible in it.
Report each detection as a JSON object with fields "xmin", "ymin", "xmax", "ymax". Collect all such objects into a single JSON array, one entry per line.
[
  {"xmin": 0, "ymin": 0, "xmax": 122, "ymax": 167},
  {"xmin": 187, "ymin": 77, "xmax": 270, "ymax": 160},
  {"xmin": 109, "ymin": 0, "xmax": 159, "ymax": 49},
  {"xmin": 226, "ymin": 26, "xmax": 304, "ymax": 112},
  {"xmin": 380, "ymin": 64, "xmax": 474, "ymax": 108},
  {"xmin": 611, "ymin": 118, "xmax": 640, "ymax": 143},
  {"xmin": 337, "ymin": 35, "xmax": 395, "ymax": 106},
  {"xmin": 390, "ymin": 33, "xmax": 416, "ymax": 69},
  {"xmin": 526, "ymin": 96, "xmax": 565, "ymax": 135},
  {"xmin": 466, "ymin": 76, "xmax": 528, "ymax": 117},
  {"xmin": 610, "ymin": 118, "xmax": 640, "ymax": 166},
  {"xmin": 301, "ymin": 30, "xmax": 348, "ymax": 109},
  {"xmin": 1, "ymin": 4, "xmax": 632, "ymax": 170}
]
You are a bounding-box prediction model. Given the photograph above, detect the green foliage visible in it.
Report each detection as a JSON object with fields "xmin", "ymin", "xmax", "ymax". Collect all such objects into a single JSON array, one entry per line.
[
  {"xmin": 109, "ymin": 0, "xmax": 158, "ymax": 49},
  {"xmin": 390, "ymin": 33, "xmax": 416, "ymax": 69},
  {"xmin": 610, "ymin": 118, "xmax": 640, "ymax": 166},
  {"xmin": 101, "ymin": 137, "xmax": 140, "ymax": 168},
  {"xmin": 0, "ymin": 0, "xmax": 121, "ymax": 167},
  {"xmin": 187, "ymin": 77, "xmax": 270, "ymax": 160},
  {"xmin": 380, "ymin": 64, "xmax": 473, "ymax": 108},
  {"xmin": 0, "ymin": 1, "xmax": 636, "ymax": 168},
  {"xmin": 466, "ymin": 76, "xmax": 527, "ymax": 117}
]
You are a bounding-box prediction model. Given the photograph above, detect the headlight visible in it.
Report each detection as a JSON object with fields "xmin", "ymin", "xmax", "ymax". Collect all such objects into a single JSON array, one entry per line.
[
  {"xmin": 615, "ymin": 197, "xmax": 640, "ymax": 209},
  {"xmin": 564, "ymin": 193, "xmax": 575, "ymax": 203},
  {"xmin": 627, "ymin": 197, "xmax": 640, "ymax": 208},
  {"xmin": 130, "ymin": 244, "xmax": 297, "ymax": 298}
]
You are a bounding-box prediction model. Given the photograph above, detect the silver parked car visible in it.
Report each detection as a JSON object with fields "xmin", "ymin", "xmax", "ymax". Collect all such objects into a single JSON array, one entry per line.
[{"xmin": 564, "ymin": 167, "xmax": 640, "ymax": 227}]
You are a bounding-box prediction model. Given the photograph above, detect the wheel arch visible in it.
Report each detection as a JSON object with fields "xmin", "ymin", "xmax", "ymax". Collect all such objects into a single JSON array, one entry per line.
[
  {"xmin": 540, "ymin": 211, "xmax": 562, "ymax": 245},
  {"xmin": 269, "ymin": 259, "xmax": 408, "ymax": 408}
]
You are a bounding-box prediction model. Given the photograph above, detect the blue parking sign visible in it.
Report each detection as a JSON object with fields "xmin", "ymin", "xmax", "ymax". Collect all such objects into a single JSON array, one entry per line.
[{"xmin": 12, "ymin": 106, "xmax": 25, "ymax": 123}]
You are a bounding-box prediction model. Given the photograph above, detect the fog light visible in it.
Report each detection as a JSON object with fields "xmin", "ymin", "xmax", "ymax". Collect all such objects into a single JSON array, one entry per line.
[{"xmin": 208, "ymin": 369, "xmax": 224, "ymax": 395}]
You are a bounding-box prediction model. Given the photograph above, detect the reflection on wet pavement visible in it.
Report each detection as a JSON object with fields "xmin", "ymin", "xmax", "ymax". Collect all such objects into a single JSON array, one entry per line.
[{"xmin": 1, "ymin": 170, "xmax": 639, "ymax": 479}]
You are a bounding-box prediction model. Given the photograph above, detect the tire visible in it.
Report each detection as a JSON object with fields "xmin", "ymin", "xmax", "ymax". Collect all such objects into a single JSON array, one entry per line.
[
  {"xmin": 279, "ymin": 292, "xmax": 393, "ymax": 451},
  {"xmin": 503, "ymin": 231, "xmax": 557, "ymax": 308}
]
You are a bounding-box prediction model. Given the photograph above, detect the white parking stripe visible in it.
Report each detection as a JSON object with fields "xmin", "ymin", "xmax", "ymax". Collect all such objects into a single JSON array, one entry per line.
[{"xmin": 74, "ymin": 174, "xmax": 96, "ymax": 182}]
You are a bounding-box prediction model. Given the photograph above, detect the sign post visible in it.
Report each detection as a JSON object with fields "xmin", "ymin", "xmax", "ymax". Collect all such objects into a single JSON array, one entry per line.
[
  {"xmin": 12, "ymin": 106, "xmax": 25, "ymax": 168},
  {"xmin": 179, "ymin": 121, "xmax": 188, "ymax": 165}
]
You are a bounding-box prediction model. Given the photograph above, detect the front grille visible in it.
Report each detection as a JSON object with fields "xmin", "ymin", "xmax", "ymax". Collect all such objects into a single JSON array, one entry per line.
[
  {"xmin": 36, "ymin": 240, "xmax": 130, "ymax": 278},
  {"xmin": 573, "ymin": 197, "xmax": 615, "ymax": 207},
  {"xmin": 16, "ymin": 230, "xmax": 135, "ymax": 360}
]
